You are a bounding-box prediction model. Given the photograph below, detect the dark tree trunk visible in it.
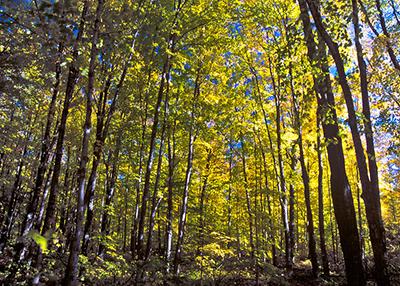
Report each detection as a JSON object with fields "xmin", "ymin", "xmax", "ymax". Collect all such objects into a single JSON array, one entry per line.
[
  {"xmin": 98, "ymin": 134, "xmax": 122, "ymax": 258},
  {"xmin": 42, "ymin": 0, "xmax": 89, "ymax": 236},
  {"xmin": 82, "ymin": 37, "xmax": 133, "ymax": 254},
  {"xmin": 145, "ymin": 61, "xmax": 172, "ymax": 260},
  {"xmin": 173, "ymin": 70, "xmax": 199, "ymax": 275},
  {"xmin": 289, "ymin": 64, "xmax": 318, "ymax": 276},
  {"xmin": 59, "ymin": 146, "xmax": 71, "ymax": 235},
  {"xmin": 351, "ymin": 1, "xmax": 389, "ymax": 283},
  {"xmin": 21, "ymin": 41, "xmax": 63, "ymax": 240},
  {"xmin": 299, "ymin": 0, "xmax": 365, "ymax": 284},
  {"xmin": 241, "ymin": 142, "xmax": 255, "ymax": 260},
  {"xmin": 0, "ymin": 146, "xmax": 26, "ymax": 251},
  {"xmin": 316, "ymin": 112, "xmax": 329, "ymax": 276},
  {"xmin": 374, "ymin": 0, "xmax": 400, "ymax": 70},
  {"xmin": 63, "ymin": 1, "xmax": 103, "ymax": 284},
  {"xmin": 137, "ymin": 54, "xmax": 172, "ymax": 259},
  {"xmin": 273, "ymin": 92, "xmax": 291, "ymax": 269},
  {"xmin": 266, "ymin": 56, "xmax": 291, "ymax": 269}
]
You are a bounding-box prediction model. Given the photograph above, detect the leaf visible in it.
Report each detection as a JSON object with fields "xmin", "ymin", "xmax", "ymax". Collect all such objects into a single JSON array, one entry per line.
[
  {"xmin": 81, "ymin": 68, "xmax": 89, "ymax": 77},
  {"xmin": 29, "ymin": 231, "xmax": 48, "ymax": 254}
]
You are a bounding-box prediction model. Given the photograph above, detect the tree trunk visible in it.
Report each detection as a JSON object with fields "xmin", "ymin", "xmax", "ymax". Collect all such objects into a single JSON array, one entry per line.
[
  {"xmin": 82, "ymin": 36, "xmax": 134, "ymax": 254},
  {"xmin": 173, "ymin": 70, "xmax": 199, "ymax": 275},
  {"xmin": 42, "ymin": 0, "xmax": 89, "ymax": 236},
  {"xmin": 299, "ymin": 0, "xmax": 365, "ymax": 284},
  {"xmin": 59, "ymin": 146, "xmax": 71, "ymax": 235},
  {"xmin": 273, "ymin": 91, "xmax": 291, "ymax": 269},
  {"xmin": 63, "ymin": 1, "xmax": 103, "ymax": 284},
  {"xmin": 351, "ymin": 1, "xmax": 389, "ymax": 283},
  {"xmin": 0, "ymin": 146, "xmax": 26, "ymax": 251},
  {"xmin": 252, "ymin": 73, "xmax": 277, "ymax": 266},
  {"xmin": 137, "ymin": 55, "xmax": 172, "ymax": 259},
  {"xmin": 316, "ymin": 112, "xmax": 329, "ymax": 275},
  {"xmin": 165, "ymin": 119, "xmax": 176, "ymax": 274},
  {"xmin": 241, "ymin": 140, "xmax": 255, "ymax": 263},
  {"xmin": 145, "ymin": 119, "xmax": 167, "ymax": 260},
  {"xmin": 81, "ymin": 75, "xmax": 112, "ymax": 255},
  {"xmin": 266, "ymin": 56, "xmax": 291, "ymax": 269},
  {"xmin": 145, "ymin": 61, "xmax": 172, "ymax": 260},
  {"xmin": 21, "ymin": 41, "xmax": 63, "ymax": 240},
  {"xmin": 98, "ymin": 134, "xmax": 122, "ymax": 258},
  {"xmin": 289, "ymin": 64, "xmax": 318, "ymax": 276}
]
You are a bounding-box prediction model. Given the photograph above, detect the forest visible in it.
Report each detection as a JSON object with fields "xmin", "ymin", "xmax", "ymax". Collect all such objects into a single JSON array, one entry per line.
[{"xmin": 0, "ymin": 0, "xmax": 400, "ymax": 285}]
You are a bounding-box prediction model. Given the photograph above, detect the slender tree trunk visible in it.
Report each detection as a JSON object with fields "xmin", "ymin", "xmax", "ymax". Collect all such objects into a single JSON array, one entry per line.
[
  {"xmin": 165, "ymin": 119, "xmax": 176, "ymax": 274},
  {"xmin": 60, "ymin": 146, "xmax": 71, "ymax": 235},
  {"xmin": 356, "ymin": 177, "xmax": 366, "ymax": 266},
  {"xmin": 63, "ymin": 1, "xmax": 103, "ymax": 284},
  {"xmin": 0, "ymin": 146, "xmax": 26, "ymax": 250},
  {"xmin": 266, "ymin": 56, "xmax": 291, "ymax": 268},
  {"xmin": 173, "ymin": 71, "xmax": 199, "ymax": 275},
  {"xmin": 198, "ymin": 149, "xmax": 212, "ymax": 283},
  {"xmin": 82, "ymin": 38, "xmax": 133, "ymax": 254},
  {"xmin": 145, "ymin": 122, "xmax": 167, "ymax": 260},
  {"xmin": 252, "ymin": 75, "xmax": 277, "ymax": 265},
  {"xmin": 374, "ymin": 0, "xmax": 400, "ymax": 70},
  {"xmin": 131, "ymin": 50, "xmax": 154, "ymax": 256},
  {"xmin": 98, "ymin": 134, "xmax": 122, "ymax": 258},
  {"xmin": 352, "ymin": 1, "xmax": 390, "ymax": 284},
  {"xmin": 273, "ymin": 92, "xmax": 291, "ymax": 269},
  {"xmin": 131, "ymin": 135, "xmax": 144, "ymax": 256},
  {"xmin": 357, "ymin": 0, "xmax": 399, "ymax": 70},
  {"xmin": 241, "ymin": 140, "xmax": 255, "ymax": 261},
  {"xmin": 389, "ymin": 0, "xmax": 400, "ymax": 26},
  {"xmin": 316, "ymin": 112, "xmax": 329, "ymax": 276},
  {"xmin": 81, "ymin": 75, "xmax": 112, "ymax": 255},
  {"xmin": 137, "ymin": 54, "xmax": 172, "ymax": 259},
  {"xmin": 35, "ymin": 166, "xmax": 52, "ymax": 232},
  {"xmin": 173, "ymin": 125, "xmax": 195, "ymax": 275},
  {"xmin": 145, "ymin": 61, "xmax": 172, "ymax": 260},
  {"xmin": 227, "ymin": 147, "xmax": 233, "ymax": 241},
  {"xmin": 288, "ymin": 165, "xmax": 295, "ymax": 265},
  {"xmin": 21, "ymin": 41, "xmax": 63, "ymax": 240},
  {"xmin": 254, "ymin": 147, "xmax": 260, "ymax": 286},
  {"xmin": 289, "ymin": 65, "xmax": 318, "ymax": 276},
  {"xmin": 42, "ymin": 0, "xmax": 89, "ymax": 237}
]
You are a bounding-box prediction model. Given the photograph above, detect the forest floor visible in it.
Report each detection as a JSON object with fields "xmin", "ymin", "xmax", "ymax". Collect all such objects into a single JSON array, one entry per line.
[
  {"xmin": 2, "ymin": 256, "xmax": 400, "ymax": 285},
  {"xmin": 2, "ymin": 231, "xmax": 400, "ymax": 285}
]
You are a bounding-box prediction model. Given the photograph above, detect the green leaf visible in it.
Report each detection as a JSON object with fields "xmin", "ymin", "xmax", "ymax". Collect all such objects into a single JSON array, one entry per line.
[{"xmin": 29, "ymin": 231, "xmax": 48, "ymax": 254}]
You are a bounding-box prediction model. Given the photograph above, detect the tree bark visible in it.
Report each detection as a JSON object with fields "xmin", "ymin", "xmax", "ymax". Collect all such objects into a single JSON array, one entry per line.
[
  {"xmin": 173, "ymin": 70, "xmax": 199, "ymax": 275},
  {"xmin": 241, "ymin": 141, "xmax": 255, "ymax": 260},
  {"xmin": 299, "ymin": 0, "xmax": 366, "ymax": 284},
  {"xmin": 316, "ymin": 111, "xmax": 329, "ymax": 276},
  {"xmin": 98, "ymin": 133, "xmax": 122, "ymax": 258},
  {"xmin": 21, "ymin": 41, "xmax": 63, "ymax": 240},
  {"xmin": 42, "ymin": 0, "xmax": 89, "ymax": 236},
  {"xmin": 165, "ymin": 118, "xmax": 176, "ymax": 274},
  {"xmin": 289, "ymin": 64, "xmax": 318, "ymax": 276},
  {"xmin": 351, "ymin": 1, "xmax": 389, "ymax": 283},
  {"xmin": 82, "ymin": 35, "xmax": 134, "ymax": 254},
  {"xmin": 63, "ymin": 1, "xmax": 103, "ymax": 284},
  {"xmin": 137, "ymin": 54, "xmax": 172, "ymax": 259}
]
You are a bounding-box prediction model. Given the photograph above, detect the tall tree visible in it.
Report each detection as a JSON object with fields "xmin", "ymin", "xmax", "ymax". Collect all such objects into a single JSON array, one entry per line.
[
  {"xmin": 299, "ymin": 0, "xmax": 366, "ymax": 284},
  {"xmin": 63, "ymin": 0, "xmax": 103, "ymax": 284}
]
